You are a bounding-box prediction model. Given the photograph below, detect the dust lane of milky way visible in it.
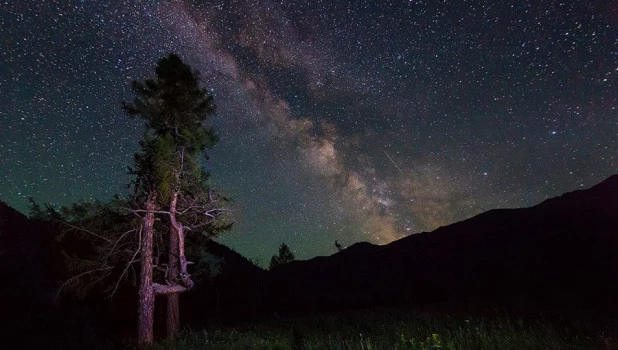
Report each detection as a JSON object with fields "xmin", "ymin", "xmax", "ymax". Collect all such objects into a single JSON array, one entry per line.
[{"xmin": 0, "ymin": 0, "xmax": 616, "ymax": 264}]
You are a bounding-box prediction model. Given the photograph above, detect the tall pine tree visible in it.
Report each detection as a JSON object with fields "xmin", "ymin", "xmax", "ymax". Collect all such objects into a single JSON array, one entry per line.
[
  {"xmin": 124, "ymin": 53, "xmax": 230, "ymax": 343},
  {"xmin": 46, "ymin": 53, "xmax": 230, "ymax": 345}
]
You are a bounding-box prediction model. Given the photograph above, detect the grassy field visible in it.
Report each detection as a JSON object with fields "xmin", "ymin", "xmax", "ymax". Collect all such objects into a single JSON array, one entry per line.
[{"xmin": 149, "ymin": 308, "xmax": 615, "ymax": 349}]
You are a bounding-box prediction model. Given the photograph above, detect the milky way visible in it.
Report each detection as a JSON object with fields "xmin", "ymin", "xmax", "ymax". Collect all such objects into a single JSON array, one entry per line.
[{"xmin": 1, "ymin": 0, "xmax": 616, "ymax": 264}]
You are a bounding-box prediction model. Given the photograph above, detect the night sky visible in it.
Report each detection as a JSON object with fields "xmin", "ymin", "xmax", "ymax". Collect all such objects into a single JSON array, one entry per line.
[{"xmin": 1, "ymin": 1, "xmax": 616, "ymax": 265}]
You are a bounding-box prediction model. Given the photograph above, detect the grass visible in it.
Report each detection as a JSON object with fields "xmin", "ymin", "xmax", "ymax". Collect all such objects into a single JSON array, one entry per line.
[{"xmin": 149, "ymin": 308, "xmax": 614, "ymax": 349}]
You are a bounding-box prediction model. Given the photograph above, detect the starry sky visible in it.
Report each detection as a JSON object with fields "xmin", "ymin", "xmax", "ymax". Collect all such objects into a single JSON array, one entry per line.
[{"xmin": 1, "ymin": 0, "xmax": 616, "ymax": 265}]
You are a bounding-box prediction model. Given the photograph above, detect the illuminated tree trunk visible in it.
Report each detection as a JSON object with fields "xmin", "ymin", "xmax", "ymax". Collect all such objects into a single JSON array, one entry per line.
[
  {"xmin": 137, "ymin": 194, "xmax": 157, "ymax": 345},
  {"xmin": 169, "ymin": 192, "xmax": 192, "ymax": 289},
  {"xmin": 166, "ymin": 187, "xmax": 193, "ymax": 337},
  {"xmin": 166, "ymin": 224, "xmax": 180, "ymax": 337}
]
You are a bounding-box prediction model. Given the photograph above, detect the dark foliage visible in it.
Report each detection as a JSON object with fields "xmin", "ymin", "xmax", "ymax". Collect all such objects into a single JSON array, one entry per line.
[
  {"xmin": 269, "ymin": 242, "xmax": 296, "ymax": 270},
  {"xmin": 0, "ymin": 202, "xmax": 135, "ymax": 348},
  {"xmin": 0, "ymin": 200, "xmax": 259, "ymax": 347}
]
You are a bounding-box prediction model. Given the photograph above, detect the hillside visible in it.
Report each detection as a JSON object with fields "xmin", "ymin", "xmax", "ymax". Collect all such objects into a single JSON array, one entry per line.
[
  {"xmin": 0, "ymin": 200, "xmax": 268, "ymax": 343},
  {"xmin": 2, "ymin": 175, "xmax": 618, "ymax": 344},
  {"xmin": 270, "ymin": 175, "xmax": 618, "ymax": 314}
]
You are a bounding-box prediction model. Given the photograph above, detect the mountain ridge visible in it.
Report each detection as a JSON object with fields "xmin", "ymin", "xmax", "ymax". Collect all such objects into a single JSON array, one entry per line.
[
  {"xmin": 270, "ymin": 174, "xmax": 618, "ymax": 314},
  {"xmin": 1, "ymin": 174, "xmax": 618, "ymax": 331}
]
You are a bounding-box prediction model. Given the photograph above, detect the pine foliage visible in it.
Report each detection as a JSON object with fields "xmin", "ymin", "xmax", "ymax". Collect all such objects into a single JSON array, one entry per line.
[
  {"xmin": 41, "ymin": 54, "xmax": 232, "ymax": 303},
  {"xmin": 269, "ymin": 243, "xmax": 296, "ymax": 270}
]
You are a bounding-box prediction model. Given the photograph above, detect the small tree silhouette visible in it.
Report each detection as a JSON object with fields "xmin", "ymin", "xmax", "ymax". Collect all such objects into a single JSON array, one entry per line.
[
  {"xmin": 334, "ymin": 240, "xmax": 343, "ymax": 252},
  {"xmin": 269, "ymin": 243, "xmax": 295, "ymax": 270}
]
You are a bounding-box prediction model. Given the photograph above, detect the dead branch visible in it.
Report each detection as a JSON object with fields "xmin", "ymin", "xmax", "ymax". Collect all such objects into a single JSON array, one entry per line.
[
  {"xmin": 110, "ymin": 225, "xmax": 143, "ymax": 298},
  {"xmin": 153, "ymin": 282, "xmax": 188, "ymax": 295},
  {"xmin": 122, "ymin": 208, "xmax": 173, "ymax": 216},
  {"xmin": 103, "ymin": 227, "xmax": 138, "ymax": 263},
  {"xmin": 58, "ymin": 221, "xmax": 112, "ymax": 243},
  {"xmin": 54, "ymin": 266, "xmax": 114, "ymax": 301}
]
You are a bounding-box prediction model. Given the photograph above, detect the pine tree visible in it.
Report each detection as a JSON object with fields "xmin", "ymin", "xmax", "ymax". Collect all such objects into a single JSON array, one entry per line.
[
  {"xmin": 47, "ymin": 54, "xmax": 231, "ymax": 345},
  {"xmin": 269, "ymin": 243, "xmax": 296, "ymax": 270},
  {"xmin": 124, "ymin": 53, "xmax": 231, "ymax": 343}
]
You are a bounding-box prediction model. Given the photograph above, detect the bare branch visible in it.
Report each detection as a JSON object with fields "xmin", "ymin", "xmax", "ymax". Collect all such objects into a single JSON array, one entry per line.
[
  {"xmin": 110, "ymin": 225, "xmax": 143, "ymax": 298},
  {"xmin": 103, "ymin": 227, "xmax": 138, "ymax": 263},
  {"xmin": 153, "ymin": 283, "xmax": 189, "ymax": 295},
  {"xmin": 54, "ymin": 266, "xmax": 114, "ymax": 301},
  {"xmin": 121, "ymin": 208, "xmax": 172, "ymax": 216},
  {"xmin": 58, "ymin": 221, "xmax": 112, "ymax": 243},
  {"xmin": 204, "ymin": 208, "xmax": 233, "ymax": 218}
]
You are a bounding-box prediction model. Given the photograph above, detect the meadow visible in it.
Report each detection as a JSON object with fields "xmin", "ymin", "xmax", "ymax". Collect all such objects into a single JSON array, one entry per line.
[{"xmin": 150, "ymin": 308, "xmax": 614, "ymax": 349}]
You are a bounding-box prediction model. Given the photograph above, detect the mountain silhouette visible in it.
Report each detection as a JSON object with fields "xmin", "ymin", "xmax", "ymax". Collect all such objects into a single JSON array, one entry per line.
[
  {"xmin": 179, "ymin": 237, "xmax": 270, "ymax": 326},
  {"xmin": 0, "ymin": 201, "xmax": 90, "ymax": 345},
  {"xmin": 1, "ymin": 175, "xmax": 618, "ymax": 342},
  {"xmin": 270, "ymin": 175, "xmax": 618, "ymax": 314}
]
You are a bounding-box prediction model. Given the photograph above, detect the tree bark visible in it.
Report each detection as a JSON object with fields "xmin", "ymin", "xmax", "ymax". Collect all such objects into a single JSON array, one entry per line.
[
  {"xmin": 164, "ymin": 150, "xmax": 194, "ymax": 338},
  {"xmin": 137, "ymin": 194, "xmax": 157, "ymax": 345},
  {"xmin": 154, "ymin": 283, "xmax": 188, "ymax": 295},
  {"xmin": 166, "ymin": 225, "xmax": 180, "ymax": 338},
  {"xmin": 166, "ymin": 294, "xmax": 180, "ymax": 337},
  {"xmin": 169, "ymin": 189, "xmax": 193, "ymax": 289}
]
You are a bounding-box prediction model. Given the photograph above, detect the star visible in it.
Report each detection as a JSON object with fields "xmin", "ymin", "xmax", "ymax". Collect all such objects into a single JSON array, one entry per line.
[{"xmin": 0, "ymin": 0, "xmax": 615, "ymax": 265}]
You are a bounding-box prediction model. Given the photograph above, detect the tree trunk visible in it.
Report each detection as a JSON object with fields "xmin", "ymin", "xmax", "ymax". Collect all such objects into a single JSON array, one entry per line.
[
  {"xmin": 166, "ymin": 225, "xmax": 180, "ymax": 338},
  {"xmin": 164, "ymin": 152, "xmax": 193, "ymax": 338},
  {"xmin": 168, "ymin": 189, "xmax": 194, "ymax": 288},
  {"xmin": 137, "ymin": 194, "xmax": 157, "ymax": 345},
  {"xmin": 166, "ymin": 293, "xmax": 180, "ymax": 337}
]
